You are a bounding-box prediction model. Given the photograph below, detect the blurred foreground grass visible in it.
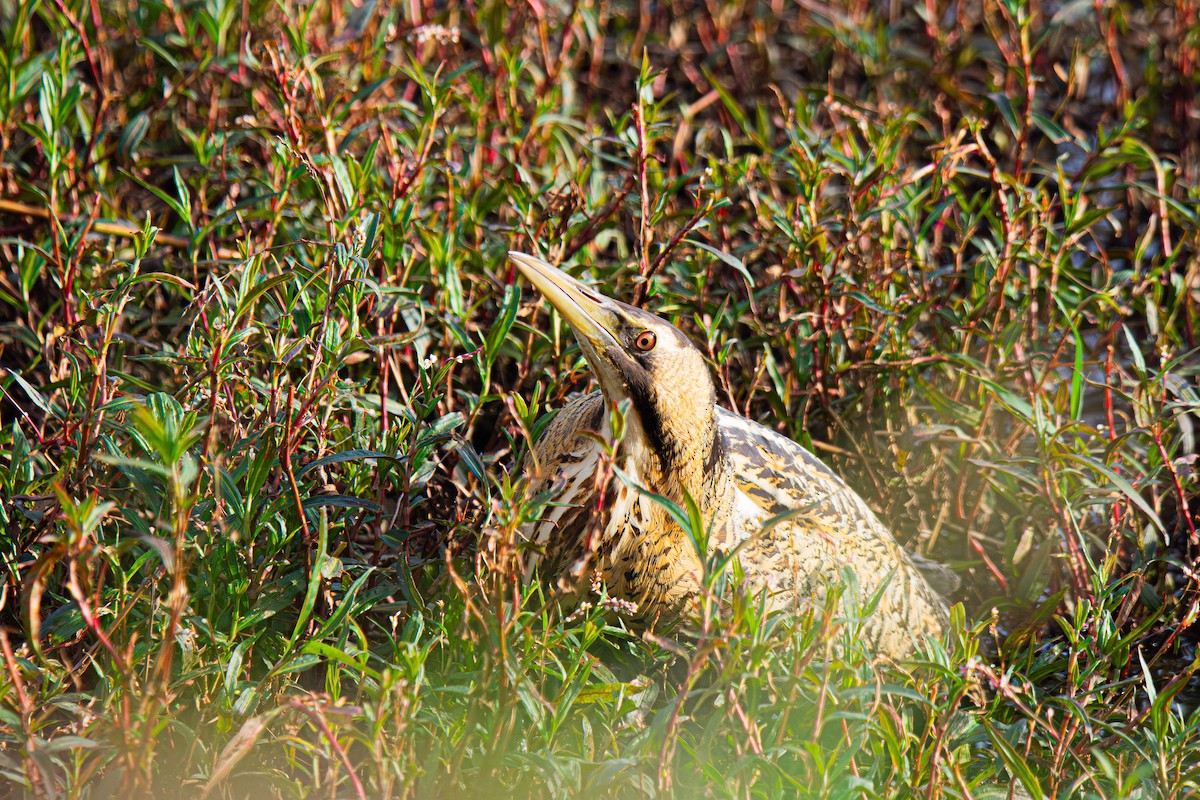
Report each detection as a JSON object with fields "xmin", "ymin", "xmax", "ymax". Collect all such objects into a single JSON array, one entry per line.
[{"xmin": 2, "ymin": 0, "xmax": 1200, "ymax": 796}]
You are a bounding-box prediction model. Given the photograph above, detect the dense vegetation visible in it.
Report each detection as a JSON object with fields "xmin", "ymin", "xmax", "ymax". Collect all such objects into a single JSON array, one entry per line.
[{"xmin": 2, "ymin": 0, "xmax": 1199, "ymax": 796}]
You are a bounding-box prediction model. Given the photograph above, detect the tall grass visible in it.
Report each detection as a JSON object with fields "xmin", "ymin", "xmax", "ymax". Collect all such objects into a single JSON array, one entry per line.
[{"xmin": 1, "ymin": 0, "xmax": 1199, "ymax": 796}]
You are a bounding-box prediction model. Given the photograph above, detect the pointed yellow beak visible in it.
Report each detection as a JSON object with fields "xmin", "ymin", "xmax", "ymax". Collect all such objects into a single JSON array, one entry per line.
[{"xmin": 508, "ymin": 251, "xmax": 622, "ymax": 353}]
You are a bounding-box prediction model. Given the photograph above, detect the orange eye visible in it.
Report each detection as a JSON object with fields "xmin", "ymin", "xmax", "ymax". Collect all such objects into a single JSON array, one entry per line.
[{"xmin": 634, "ymin": 331, "xmax": 657, "ymax": 352}]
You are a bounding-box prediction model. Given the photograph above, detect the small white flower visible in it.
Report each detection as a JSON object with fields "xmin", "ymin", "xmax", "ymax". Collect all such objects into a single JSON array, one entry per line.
[
  {"xmin": 408, "ymin": 24, "xmax": 460, "ymax": 45},
  {"xmin": 564, "ymin": 601, "xmax": 595, "ymax": 623}
]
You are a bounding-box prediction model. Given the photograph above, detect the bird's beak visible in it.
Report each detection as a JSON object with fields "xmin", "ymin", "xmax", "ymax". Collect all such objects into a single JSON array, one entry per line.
[{"xmin": 508, "ymin": 251, "xmax": 623, "ymax": 354}]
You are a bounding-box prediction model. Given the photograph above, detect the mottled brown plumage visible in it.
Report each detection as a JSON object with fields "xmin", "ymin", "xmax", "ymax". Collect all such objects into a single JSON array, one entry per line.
[{"xmin": 511, "ymin": 251, "xmax": 950, "ymax": 657}]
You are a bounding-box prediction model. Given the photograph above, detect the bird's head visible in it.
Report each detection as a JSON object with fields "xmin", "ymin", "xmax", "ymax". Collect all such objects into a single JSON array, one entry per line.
[{"xmin": 510, "ymin": 251, "xmax": 717, "ymax": 470}]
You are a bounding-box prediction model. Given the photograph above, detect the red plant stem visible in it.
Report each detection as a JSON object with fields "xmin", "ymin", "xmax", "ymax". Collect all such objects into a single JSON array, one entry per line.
[
  {"xmin": 1152, "ymin": 420, "xmax": 1197, "ymax": 545},
  {"xmin": 1094, "ymin": 0, "xmax": 1129, "ymax": 107},
  {"xmin": 561, "ymin": 173, "xmax": 636, "ymax": 263},
  {"xmin": 648, "ymin": 199, "xmax": 711, "ymax": 278},
  {"xmin": 1104, "ymin": 336, "xmax": 1120, "ymax": 531},
  {"xmin": 967, "ymin": 532, "xmax": 1009, "ymax": 592},
  {"xmin": 1, "ymin": 630, "xmax": 49, "ymax": 798},
  {"xmin": 65, "ymin": 559, "xmax": 129, "ymax": 674},
  {"xmin": 289, "ymin": 699, "xmax": 367, "ymax": 799},
  {"xmin": 632, "ymin": 97, "xmax": 653, "ymax": 306}
]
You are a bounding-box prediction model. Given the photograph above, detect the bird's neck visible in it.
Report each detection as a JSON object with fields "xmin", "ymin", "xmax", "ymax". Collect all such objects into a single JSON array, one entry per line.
[{"xmin": 624, "ymin": 408, "xmax": 732, "ymax": 531}]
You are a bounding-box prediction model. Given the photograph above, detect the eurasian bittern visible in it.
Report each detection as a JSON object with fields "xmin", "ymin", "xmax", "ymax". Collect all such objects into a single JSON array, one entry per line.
[{"xmin": 510, "ymin": 251, "xmax": 950, "ymax": 657}]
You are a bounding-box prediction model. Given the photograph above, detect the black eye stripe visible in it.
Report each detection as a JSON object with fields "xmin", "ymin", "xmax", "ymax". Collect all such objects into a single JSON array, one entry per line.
[{"xmin": 605, "ymin": 344, "xmax": 669, "ymax": 457}]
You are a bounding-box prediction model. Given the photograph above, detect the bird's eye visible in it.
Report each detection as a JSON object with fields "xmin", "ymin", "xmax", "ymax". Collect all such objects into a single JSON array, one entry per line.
[{"xmin": 634, "ymin": 331, "xmax": 657, "ymax": 352}]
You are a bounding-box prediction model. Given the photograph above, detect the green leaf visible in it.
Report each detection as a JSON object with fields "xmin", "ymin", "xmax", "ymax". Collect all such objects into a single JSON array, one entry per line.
[
  {"xmin": 246, "ymin": 436, "xmax": 277, "ymax": 501},
  {"xmin": 124, "ymin": 167, "xmax": 193, "ymax": 231},
  {"xmin": 128, "ymin": 271, "xmax": 197, "ymax": 291},
  {"xmin": 687, "ymin": 239, "xmax": 753, "ymax": 288},
  {"xmin": 1032, "ymin": 112, "xmax": 1071, "ymax": 144},
  {"xmin": 1050, "ymin": 292, "xmax": 1085, "ymax": 420},
  {"xmin": 301, "ymin": 641, "xmax": 381, "ymax": 681},
  {"xmin": 984, "ymin": 719, "xmax": 1044, "ymax": 798},
  {"xmin": 6, "ymin": 371, "xmax": 57, "ymax": 419},
  {"xmin": 360, "ymin": 211, "xmax": 380, "ymax": 256},
  {"xmin": 1063, "ymin": 453, "xmax": 1164, "ymax": 534},
  {"xmin": 234, "ymin": 273, "xmax": 293, "ymax": 323},
  {"xmin": 314, "ymin": 568, "xmax": 377, "ymax": 640},
  {"xmin": 119, "ymin": 110, "xmax": 150, "ymax": 159},
  {"xmin": 302, "ymin": 494, "xmax": 382, "ymax": 512},
  {"xmin": 484, "ymin": 282, "xmax": 521, "ymax": 370},
  {"xmin": 296, "ymin": 448, "xmax": 405, "ymax": 479},
  {"xmin": 989, "ymin": 92, "xmax": 1020, "ymax": 137}
]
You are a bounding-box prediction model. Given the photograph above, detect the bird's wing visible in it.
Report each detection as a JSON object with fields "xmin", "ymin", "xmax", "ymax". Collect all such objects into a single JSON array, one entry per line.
[
  {"xmin": 715, "ymin": 407, "xmax": 950, "ymax": 646},
  {"xmin": 523, "ymin": 391, "xmax": 606, "ymax": 570},
  {"xmin": 715, "ymin": 407, "xmax": 882, "ymax": 527},
  {"xmin": 530, "ymin": 391, "xmax": 606, "ymax": 488}
]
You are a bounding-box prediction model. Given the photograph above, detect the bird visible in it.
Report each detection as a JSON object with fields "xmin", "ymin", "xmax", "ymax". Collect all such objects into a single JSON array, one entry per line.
[{"xmin": 509, "ymin": 251, "xmax": 950, "ymax": 658}]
